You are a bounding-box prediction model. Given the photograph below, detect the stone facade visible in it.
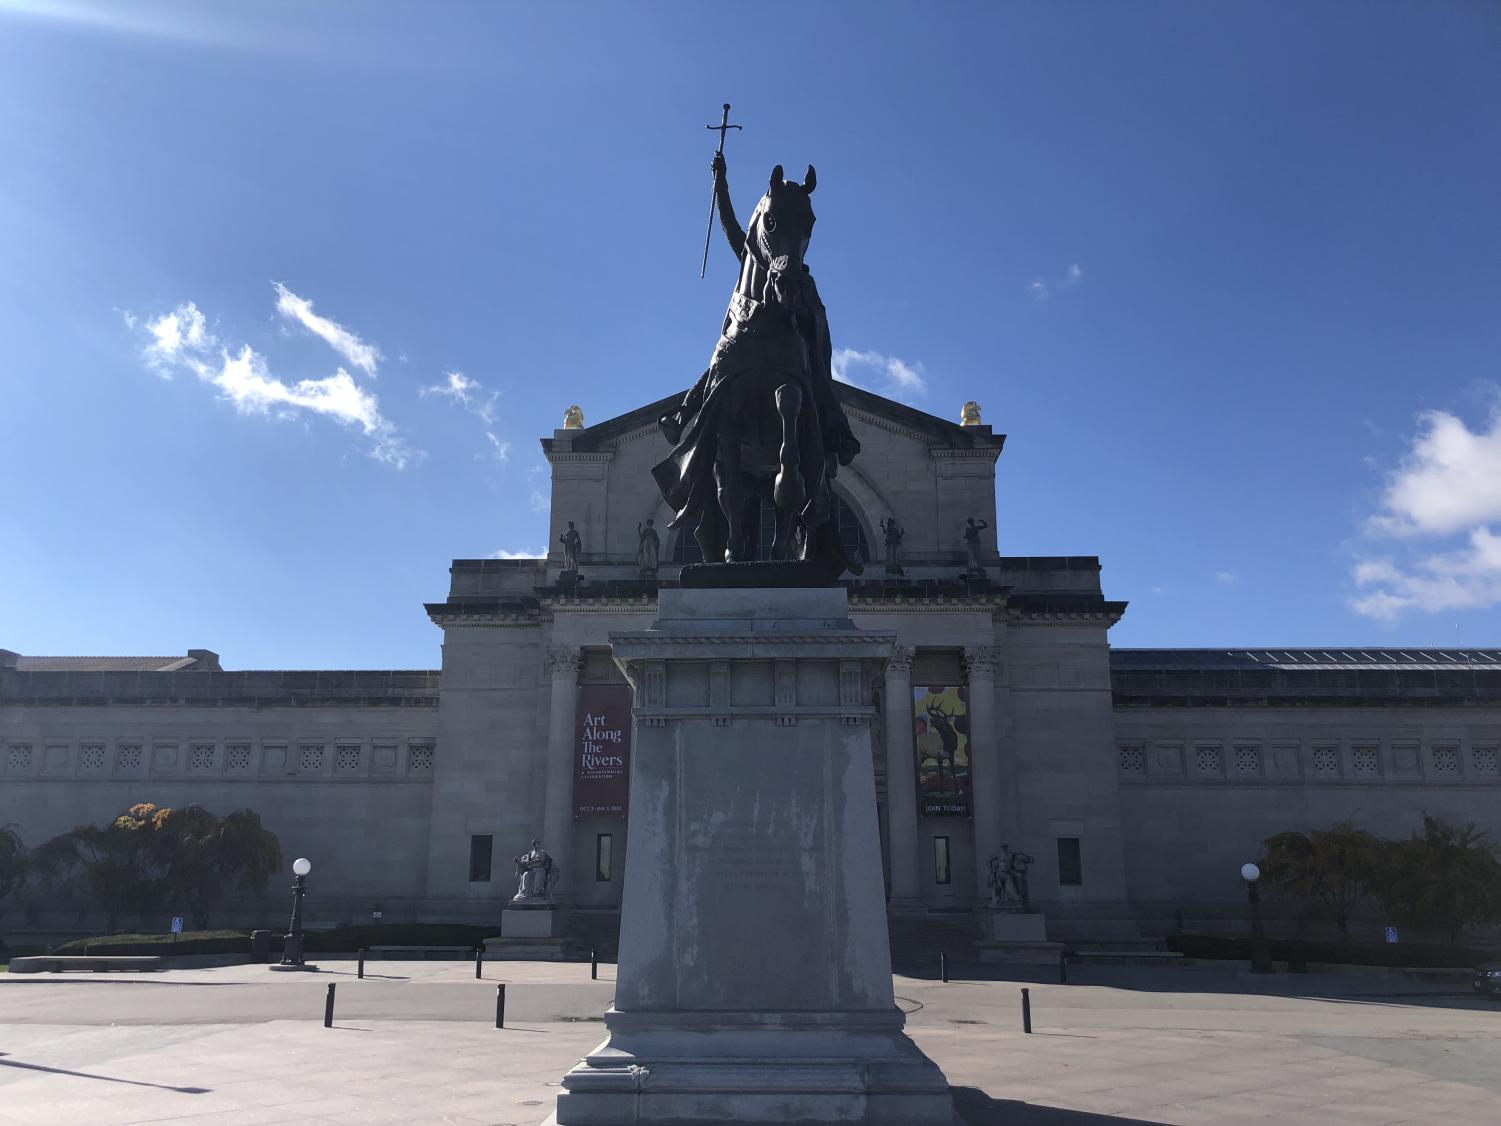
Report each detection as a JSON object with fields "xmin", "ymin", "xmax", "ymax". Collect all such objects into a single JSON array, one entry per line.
[{"xmin": 3, "ymin": 383, "xmax": 1499, "ymax": 943}]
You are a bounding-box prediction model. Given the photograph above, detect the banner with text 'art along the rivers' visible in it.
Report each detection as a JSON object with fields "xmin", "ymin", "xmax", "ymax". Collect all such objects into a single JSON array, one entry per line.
[
  {"xmin": 574, "ymin": 684, "xmax": 632, "ymax": 819},
  {"xmin": 913, "ymin": 684, "xmax": 971, "ymax": 817}
]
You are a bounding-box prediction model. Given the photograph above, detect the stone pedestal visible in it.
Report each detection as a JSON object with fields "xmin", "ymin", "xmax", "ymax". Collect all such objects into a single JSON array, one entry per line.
[
  {"xmin": 976, "ymin": 910, "xmax": 1063, "ymax": 964},
  {"xmin": 552, "ymin": 587, "xmax": 955, "ymax": 1125},
  {"xmin": 484, "ymin": 906, "xmax": 566, "ymax": 961}
]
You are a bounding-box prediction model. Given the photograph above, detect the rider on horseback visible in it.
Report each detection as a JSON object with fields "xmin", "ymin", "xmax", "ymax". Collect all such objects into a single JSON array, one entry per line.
[{"xmin": 654, "ymin": 153, "xmax": 862, "ymax": 575}]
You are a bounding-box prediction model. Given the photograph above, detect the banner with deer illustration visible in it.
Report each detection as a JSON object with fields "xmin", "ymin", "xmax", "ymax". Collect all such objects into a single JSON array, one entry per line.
[{"xmin": 913, "ymin": 685, "xmax": 971, "ymax": 816}]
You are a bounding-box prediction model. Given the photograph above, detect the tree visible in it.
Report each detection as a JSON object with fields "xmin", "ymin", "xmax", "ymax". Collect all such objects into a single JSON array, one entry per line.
[
  {"xmin": 0, "ymin": 824, "xmax": 26, "ymax": 948},
  {"xmin": 159, "ymin": 806, "xmax": 281, "ymax": 930},
  {"xmin": 1261, "ymin": 821, "xmax": 1379, "ymax": 937},
  {"xmin": 1374, "ymin": 814, "xmax": 1501, "ymax": 943},
  {"xmin": 33, "ymin": 803, "xmax": 173, "ymax": 933}
]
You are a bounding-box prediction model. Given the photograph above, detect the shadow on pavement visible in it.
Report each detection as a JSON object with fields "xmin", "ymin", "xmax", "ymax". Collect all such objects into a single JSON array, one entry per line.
[
  {"xmin": 0, "ymin": 1051, "xmax": 210, "ymax": 1093},
  {"xmin": 897, "ymin": 959, "xmax": 1492, "ymax": 1011},
  {"xmin": 952, "ymin": 1087, "xmax": 1166, "ymax": 1125}
]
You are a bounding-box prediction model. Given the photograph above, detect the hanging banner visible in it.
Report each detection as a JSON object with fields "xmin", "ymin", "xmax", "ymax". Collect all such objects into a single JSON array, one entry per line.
[
  {"xmin": 574, "ymin": 684, "xmax": 632, "ymax": 818},
  {"xmin": 913, "ymin": 684, "xmax": 971, "ymax": 817}
]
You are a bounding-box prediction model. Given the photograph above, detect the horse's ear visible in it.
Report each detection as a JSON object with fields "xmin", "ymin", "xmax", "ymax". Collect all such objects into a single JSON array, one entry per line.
[
  {"xmin": 803, "ymin": 165, "xmax": 816, "ymax": 194},
  {"xmin": 769, "ymin": 164, "xmax": 784, "ymax": 189}
]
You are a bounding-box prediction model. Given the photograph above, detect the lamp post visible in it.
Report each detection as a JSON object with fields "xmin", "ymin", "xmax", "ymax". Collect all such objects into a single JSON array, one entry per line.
[
  {"xmin": 1241, "ymin": 862, "xmax": 1273, "ymax": 974},
  {"xmin": 280, "ymin": 857, "xmax": 313, "ymax": 968}
]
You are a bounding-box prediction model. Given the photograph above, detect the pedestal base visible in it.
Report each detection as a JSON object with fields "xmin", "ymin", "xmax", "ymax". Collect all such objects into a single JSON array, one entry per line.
[
  {"xmin": 503, "ymin": 906, "xmax": 558, "ymax": 938},
  {"xmin": 485, "ymin": 908, "xmax": 566, "ymax": 960},
  {"xmin": 976, "ymin": 910, "xmax": 1061, "ymax": 964},
  {"xmin": 556, "ymin": 1009, "xmax": 956, "ymax": 1126}
]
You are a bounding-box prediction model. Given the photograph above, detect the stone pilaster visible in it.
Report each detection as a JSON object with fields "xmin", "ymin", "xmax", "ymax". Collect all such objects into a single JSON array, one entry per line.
[
  {"xmin": 542, "ymin": 646, "xmax": 581, "ymax": 899},
  {"xmin": 965, "ymin": 644, "xmax": 1003, "ymax": 905},
  {"xmin": 882, "ymin": 645, "xmax": 921, "ymax": 908}
]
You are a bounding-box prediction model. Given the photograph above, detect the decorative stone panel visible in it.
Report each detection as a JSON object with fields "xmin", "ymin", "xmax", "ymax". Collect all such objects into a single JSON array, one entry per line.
[
  {"xmin": 409, "ymin": 744, "xmax": 435, "ymax": 772},
  {"xmin": 263, "ymin": 744, "xmax": 287, "ymax": 772},
  {"xmin": 1391, "ymin": 742, "xmax": 1421, "ymax": 776},
  {"xmin": 372, "ymin": 743, "xmax": 397, "ymax": 772},
  {"xmin": 1431, "ymin": 746, "xmax": 1460, "ymax": 778},
  {"xmin": 1233, "ymin": 745, "xmax": 1262, "ymax": 778},
  {"xmin": 81, "ymin": 744, "xmax": 106, "ymax": 772},
  {"xmin": 44, "ymin": 745, "xmax": 69, "ymax": 773},
  {"xmin": 1312, "ymin": 746, "xmax": 1340, "ymax": 777},
  {"xmin": 1271, "ymin": 744, "xmax": 1301, "ymax": 774},
  {"xmin": 1153, "ymin": 743, "xmax": 1183, "ymax": 774},
  {"xmin": 190, "ymin": 744, "xmax": 216, "ymax": 772},
  {"xmin": 337, "ymin": 745, "xmax": 361, "ymax": 772},
  {"xmin": 1473, "ymin": 746, "xmax": 1499, "ymax": 778},
  {"xmin": 1118, "ymin": 745, "xmax": 1145, "ymax": 778},
  {"xmin": 152, "ymin": 743, "xmax": 178, "ymax": 771},
  {"xmin": 227, "ymin": 745, "xmax": 251, "ymax": 772},
  {"xmin": 117, "ymin": 744, "xmax": 143, "ymax": 770},
  {"xmin": 299, "ymin": 744, "xmax": 324, "ymax": 772},
  {"xmin": 1352, "ymin": 747, "xmax": 1380, "ymax": 778},
  {"xmin": 1192, "ymin": 744, "xmax": 1223, "ymax": 777}
]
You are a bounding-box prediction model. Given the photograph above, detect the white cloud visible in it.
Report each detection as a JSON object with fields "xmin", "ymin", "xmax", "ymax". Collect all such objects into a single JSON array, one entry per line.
[
  {"xmin": 529, "ymin": 488, "xmax": 549, "ymax": 513},
  {"xmin": 1366, "ymin": 404, "xmax": 1501, "ymax": 538},
  {"xmin": 1352, "ymin": 527, "xmax": 1501, "ymax": 621},
  {"xmin": 134, "ymin": 295, "xmax": 417, "ymax": 469},
  {"xmin": 831, "ymin": 348, "xmax": 927, "ymax": 403},
  {"xmin": 273, "ymin": 282, "xmax": 381, "ymax": 376},
  {"xmin": 421, "ymin": 370, "xmax": 508, "ymax": 462},
  {"xmin": 1215, "ymin": 571, "xmax": 1239, "ymax": 585},
  {"xmin": 1351, "ymin": 393, "xmax": 1501, "ymax": 620},
  {"xmin": 488, "ymin": 547, "xmax": 545, "ymax": 560},
  {"xmin": 142, "ymin": 301, "xmax": 214, "ymax": 375},
  {"xmin": 1028, "ymin": 262, "xmax": 1084, "ymax": 301}
]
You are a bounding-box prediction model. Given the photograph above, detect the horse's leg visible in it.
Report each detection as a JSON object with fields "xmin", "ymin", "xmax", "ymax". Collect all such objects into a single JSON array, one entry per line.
[{"xmin": 771, "ymin": 382, "xmax": 805, "ymax": 559}]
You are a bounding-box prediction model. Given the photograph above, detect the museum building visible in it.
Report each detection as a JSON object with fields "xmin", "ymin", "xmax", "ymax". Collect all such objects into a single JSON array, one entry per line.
[{"xmin": 4, "ymin": 382, "xmax": 1500, "ymax": 944}]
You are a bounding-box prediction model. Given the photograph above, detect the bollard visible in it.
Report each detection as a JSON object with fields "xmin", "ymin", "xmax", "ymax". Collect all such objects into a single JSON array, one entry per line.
[
  {"xmin": 475, "ymin": 947, "xmax": 483, "ymax": 980},
  {"xmin": 1021, "ymin": 987, "xmax": 1032, "ymax": 1034},
  {"xmin": 939, "ymin": 952, "xmax": 949, "ymax": 983},
  {"xmin": 591, "ymin": 948, "xmax": 598, "ymax": 980},
  {"xmin": 324, "ymin": 982, "xmax": 336, "ymax": 1028},
  {"xmin": 495, "ymin": 983, "xmax": 506, "ymax": 1029},
  {"xmin": 1058, "ymin": 951, "xmax": 1068, "ymax": 984},
  {"xmin": 358, "ymin": 948, "xmax": 365, "ymax": 979}
]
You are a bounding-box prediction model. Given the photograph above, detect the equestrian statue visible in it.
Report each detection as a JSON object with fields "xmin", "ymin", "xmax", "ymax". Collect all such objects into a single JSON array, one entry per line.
[{"xmin": 652, "ymin": 150, "xmax": 863, "ymax": 579}]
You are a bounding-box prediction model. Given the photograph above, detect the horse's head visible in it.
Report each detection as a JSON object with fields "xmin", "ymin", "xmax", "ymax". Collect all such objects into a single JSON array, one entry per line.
[{"xmin": 751, "ymin": 163, "xmax": 816, "ymax": 307}]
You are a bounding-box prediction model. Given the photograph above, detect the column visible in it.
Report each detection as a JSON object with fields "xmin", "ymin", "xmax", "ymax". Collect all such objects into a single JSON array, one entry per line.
[
  {"xmin": 542, "ymin": 646, "xmax": 581, "ymax": 900},
  {"xmin": 883, "ymin": 645, "xmax": 922, "ymax": 908},
  {"xmin": 964, "ymin": 645, "xmax": 1002, "ymax": 905}
]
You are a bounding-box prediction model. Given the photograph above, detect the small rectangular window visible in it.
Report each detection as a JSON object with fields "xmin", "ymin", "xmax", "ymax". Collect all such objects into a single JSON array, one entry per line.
[
  {"xmin": 468, "ymin": 834, "xmax": 493, "ymax": 882},
  {"xmin": 933, "ymin": 836, "xmax": 951, "ymax": 885},
  {"xmin": 595, "ymin": 833, "xmax": 613, "ymax": 882},
  {"xmin": 1057, "ymin": 837, "xmax": 1083, "ymax": 886}
]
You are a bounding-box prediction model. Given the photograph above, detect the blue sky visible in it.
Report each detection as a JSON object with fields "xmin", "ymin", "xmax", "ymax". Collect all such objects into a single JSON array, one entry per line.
[{"xmin": 2, "ymin": 2, "xmax": 1499, "ymax": 667}]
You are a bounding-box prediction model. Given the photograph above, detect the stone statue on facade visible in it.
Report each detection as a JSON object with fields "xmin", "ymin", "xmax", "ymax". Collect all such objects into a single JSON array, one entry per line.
[
  {"xmin": 559, "ymin": 521, "xmax": 582, "ymax": 574},
  {"xmin": 651, "ymin": 151, "xmax": 862, "ymax": 579},
  {"xmin": 880, "ymin": 515, "xmax": 904, "ymax": 576},
  {"xmin": 637, "ymin": 519, "xmax": 660, "ymax": 578},
  {"xmin": 962, "ymin": 516, "xmax": 988, "ymax": 577},
  {"xmin": 512, "ymin": 837, "xmax": 556, "ymax": 903},
  {"xmin": 986, "ymin": 854, "xmax": 1005, "ymax": 908},
  {"xmin": 1004, "ymin": 843, "xmax": 1035, "ymax": 909}
]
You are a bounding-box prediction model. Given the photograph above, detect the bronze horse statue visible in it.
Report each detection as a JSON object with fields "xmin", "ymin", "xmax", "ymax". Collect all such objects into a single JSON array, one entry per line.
[{"xmin": 653, "ymin": 154, "xmax": 862, "ymax": 576}]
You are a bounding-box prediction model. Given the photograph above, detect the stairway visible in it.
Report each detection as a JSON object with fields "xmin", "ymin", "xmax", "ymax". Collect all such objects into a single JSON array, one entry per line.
[{"xmin": 887, "ymin": 911, "xmax": 982, "ymax": 972}]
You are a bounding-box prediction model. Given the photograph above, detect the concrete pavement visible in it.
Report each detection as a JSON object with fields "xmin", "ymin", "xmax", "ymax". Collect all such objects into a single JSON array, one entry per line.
[{"xmin": 1, "ymin": 961, "xmax": 1497, "ymax": 1124}]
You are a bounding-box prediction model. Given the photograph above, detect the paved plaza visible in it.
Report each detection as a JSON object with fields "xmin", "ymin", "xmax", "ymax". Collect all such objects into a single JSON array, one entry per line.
[{"xmin": 0, "ymin": 960, "xmax": 1497, "ymax": 1124}]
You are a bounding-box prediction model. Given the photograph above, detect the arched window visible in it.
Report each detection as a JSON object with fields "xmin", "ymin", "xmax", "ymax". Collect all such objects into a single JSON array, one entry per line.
[{"xmin": 672, "ymin": 494, "xmax": 871, "ymax": 565}]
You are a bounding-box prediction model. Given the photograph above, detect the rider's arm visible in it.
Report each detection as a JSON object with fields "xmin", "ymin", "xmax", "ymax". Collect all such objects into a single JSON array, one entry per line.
[{"xmin": 712, "ymin": 153, "xmax": 746, "ymax": 262}]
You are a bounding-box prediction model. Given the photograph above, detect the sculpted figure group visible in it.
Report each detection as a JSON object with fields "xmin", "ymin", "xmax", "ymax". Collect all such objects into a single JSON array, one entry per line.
[{"xmin": 987, "ymin": 843, "xmax": 1035, "ymax": 910}]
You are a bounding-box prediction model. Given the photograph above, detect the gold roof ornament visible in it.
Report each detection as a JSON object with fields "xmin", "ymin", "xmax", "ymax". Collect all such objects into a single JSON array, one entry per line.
[
  {"xmin": 563, "ymin": 404, "xmax": 584, "ymax": 430},
  {"xmin": 960, "ymin": 400, "xmax": 982, "ymax": 426}
]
